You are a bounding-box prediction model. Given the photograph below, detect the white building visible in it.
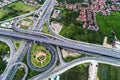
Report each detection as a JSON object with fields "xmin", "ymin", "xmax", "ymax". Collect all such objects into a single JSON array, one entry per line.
[
  {"xmin": 0, "ymin": 22, "xmax": 12, "ymax": 28},
  {"xmin": 114, "ymin": 41, "xmax": 120, "ymax": 49},
  {"xmin": 0, "ymin": 0, "xmax": 16, "ymax": 8},
  {"xmin": 51, "ymin": 9, "xmax": 61, "ymax": 19}
]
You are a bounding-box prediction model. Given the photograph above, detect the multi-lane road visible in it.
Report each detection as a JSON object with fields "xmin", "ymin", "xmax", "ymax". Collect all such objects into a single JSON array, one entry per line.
[
  {"xmin": 0, "ymin": 0, "xmax": 58, "ymax": 79},
  {"xmin": 31, "ymin": 57, "xmax": 120, "ymax": 80},
  {"xmin": 0, "ymin": 0, "xmax": 120, "ymax": 80},
  {"xmin": 0, "ymin": 36, "xmax": 15, "ymax": 79},
  {"xmin": 0, "ymin": 28, "xmax": 120, "ymax": 59}
]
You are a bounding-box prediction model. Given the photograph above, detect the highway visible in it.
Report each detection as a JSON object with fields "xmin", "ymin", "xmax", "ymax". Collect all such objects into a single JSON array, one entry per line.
[
  {"xmin": 56, "ymin": 46, "xmax": 65, "ymax": 64},
  {"xmin": 1, "ymin": 40, "xmax": 28, "ymax": 80},
  {"xmin": 37, "ymin": 57, "xmax": 120, "ymax": 80},
  {"xmin": 0, "ymin": 29, "xmax": 120, "ymax": 59},
  {"xmin": 1, "ymin": 1, "xmax": 57, "ymax": 79},
  {"xmin": 34, "ymin": 0, "xmax": 55, "ymax": 31},
  {"xmin": 6, "ymin": 41, "xmax": 31, "ymax": 80},
  {"xmin": 45, "ymin": 8, "xmax": 120, "ymax": 54},
  {"xmin": 2, "ymin": 62, "xmax": 28, "ymax": 80},
  {"xmin": 11, "ymin": 0, "xmax": 120, "ymax": 60},
  {"xmin": 0, "ymin": 36, "xmax": 15, "ymax": 63},
  {"xmin": 0, "ymin": 0, "xmax": 120, "ymax": 80},
  {"xmin": 0, "ymin": 36, "xmax": 15, "ymax": 78},
  {"xmin": 12, "ymin": 0, "xmax": 56, "ymax": 39},
  {"xmin": 25, "ymin": 0, "xmax": 58, "ymax": 72},
  {"xmin": 32, "ymin": 0, "xmax": 54, "ymax": 30}
]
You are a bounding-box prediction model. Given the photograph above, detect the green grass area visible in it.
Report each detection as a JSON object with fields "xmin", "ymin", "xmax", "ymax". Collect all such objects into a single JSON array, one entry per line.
[
  {"xmin": 15, "ymin": 43, "xmax": 20, "ymax": 48},
  {"xmin": 19, "ymin": 18, "xmax": 33, "ymax": 30},
  {"xmin": 42, "ymin": 24, "xmax": 51, "ymax": 34},
  {"xmin": 14, "ymin": 40, "xmax": 22, "ymax": 50},
  {"xmin": 98, "ymin": 64, "xmax": 120, "ymax": 80},
  {"xmin": 6, "ymin": 1, "xmax": 35, "ymax": 12},
  {"xmin": 0, "ymin": 41, "xmax": 10, "ymax": 53},
  {"xmin": 20, "ymin": 25, "xmax": 29, "ymax": 30},
  {"xmin": 0, "ymin": 9, "xmax": 8, "ymax": 19},
  {"xmin": 96, "ymin": 11, "xmax": 120, "ymax": 40},
  {"xmin": 64, "ymin": 55, "xmax": 86, "ymax": 62},
  {"xmin": 31, "ymin": 43, "xmax": 51, "ymax": 67},
  {"xmin": 53, "ymin": 9, "xmax": 120, "ymax": 44},
  {"xmin": 13, "ymin": 68, "xmax": 25, "ymax": 80},
  {"xmin": 58, "ymin": 9, "xmax": 105, "ymax": 44},
  {"xmin": 0, "ymin": 1, "xmax": 36, "ymax": 21},
  {"xmin": 0, "ymin": 41, "xmax": 10, "ymax": 74},
  {"xmin": 60, "ymin": 64, "xmax": 89, "ymax": 80}
]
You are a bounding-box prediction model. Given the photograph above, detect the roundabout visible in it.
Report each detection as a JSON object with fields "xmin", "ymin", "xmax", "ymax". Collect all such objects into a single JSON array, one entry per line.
[
  {"xmin": 31, "ymin": 44, "xmax": 52, "ymax": 68},
  {"xmin": 27, "ymin": 43, "xmax": 58, "ymax": 72}
]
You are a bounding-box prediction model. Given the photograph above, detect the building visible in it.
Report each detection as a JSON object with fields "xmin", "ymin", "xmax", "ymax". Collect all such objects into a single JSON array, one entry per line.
[
  {"xmin": 111, "ymin": 5, "xmax": 117, "ymax": 10},
  {"xmin": 23, "ymin": 0, "xmax": 38, "ymax": 6},
  {"xmin": 113, "ymin": 40, "xmax": 120, "ymax": 49},
  {"xmin": 51, "ymin": 9, "xmax": 61, "ymax": 19},
  {"xmin": 0, "ymin": 0, "xmax": 16, "ymax": 8},
  {"xmin": 0, "ymin": 22, "xmax": 12, "ymax": 28}
]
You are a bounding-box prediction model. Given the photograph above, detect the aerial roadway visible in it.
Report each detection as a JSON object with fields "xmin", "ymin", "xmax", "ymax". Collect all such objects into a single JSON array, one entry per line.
[
  {"xmin": 0, "ymin": 0, "xmax": 57, "ymax": 80},
  {"xmin": 30, "ymin": 57, "xmax": 120, "ymax": 80},
  {"xmin": 0, "ymin": 0, "xmax": 120, "ymax": 80},
  {"xmin": 0, "ymin": 28, "xmax": 120, "ymax": 59}
]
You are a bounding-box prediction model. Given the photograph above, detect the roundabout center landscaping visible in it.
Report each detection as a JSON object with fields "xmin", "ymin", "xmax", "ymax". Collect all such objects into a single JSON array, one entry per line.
[{"xmin": 31, "ymin": 43, "xmax": 51, "ymax": 68}]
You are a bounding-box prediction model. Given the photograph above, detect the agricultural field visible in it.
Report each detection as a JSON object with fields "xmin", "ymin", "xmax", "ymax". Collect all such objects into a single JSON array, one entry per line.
[
  {"xmin": 96, "ymin": 11, "xmax": 120, "ymax": 40},
  {"xmin": 96, "ymin": 11, "xmax": 120, "ymax": 80},
  {"xmin": 98, "ymin": 64, "xmax": 120, "ymax": 80},
  {"xmin": 60, "ymin": 54, "xmax": 89, "ymax": 80},
  {"xmin": 60, "ymin": 63, "xmax": 89, "ymax": 80}
]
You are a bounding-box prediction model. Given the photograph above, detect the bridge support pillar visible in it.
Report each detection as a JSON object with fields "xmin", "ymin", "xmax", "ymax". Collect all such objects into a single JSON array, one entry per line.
[{"xmin": 88, "ymin": 61, "xmax": 98, "ymax": 80}]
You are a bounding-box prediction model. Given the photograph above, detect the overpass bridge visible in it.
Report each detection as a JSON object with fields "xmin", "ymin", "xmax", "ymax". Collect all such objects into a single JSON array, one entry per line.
[
  {"xmin": 30, "ymin": 57, "xmax": 120, "ymax": 80},
  {"xmin": 0, "ymin": 28, "xmax": 120, "ymax": 59},
  {"xmin": 0, "ymin": 0, "xmax": 120, "ymax": 80}
]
